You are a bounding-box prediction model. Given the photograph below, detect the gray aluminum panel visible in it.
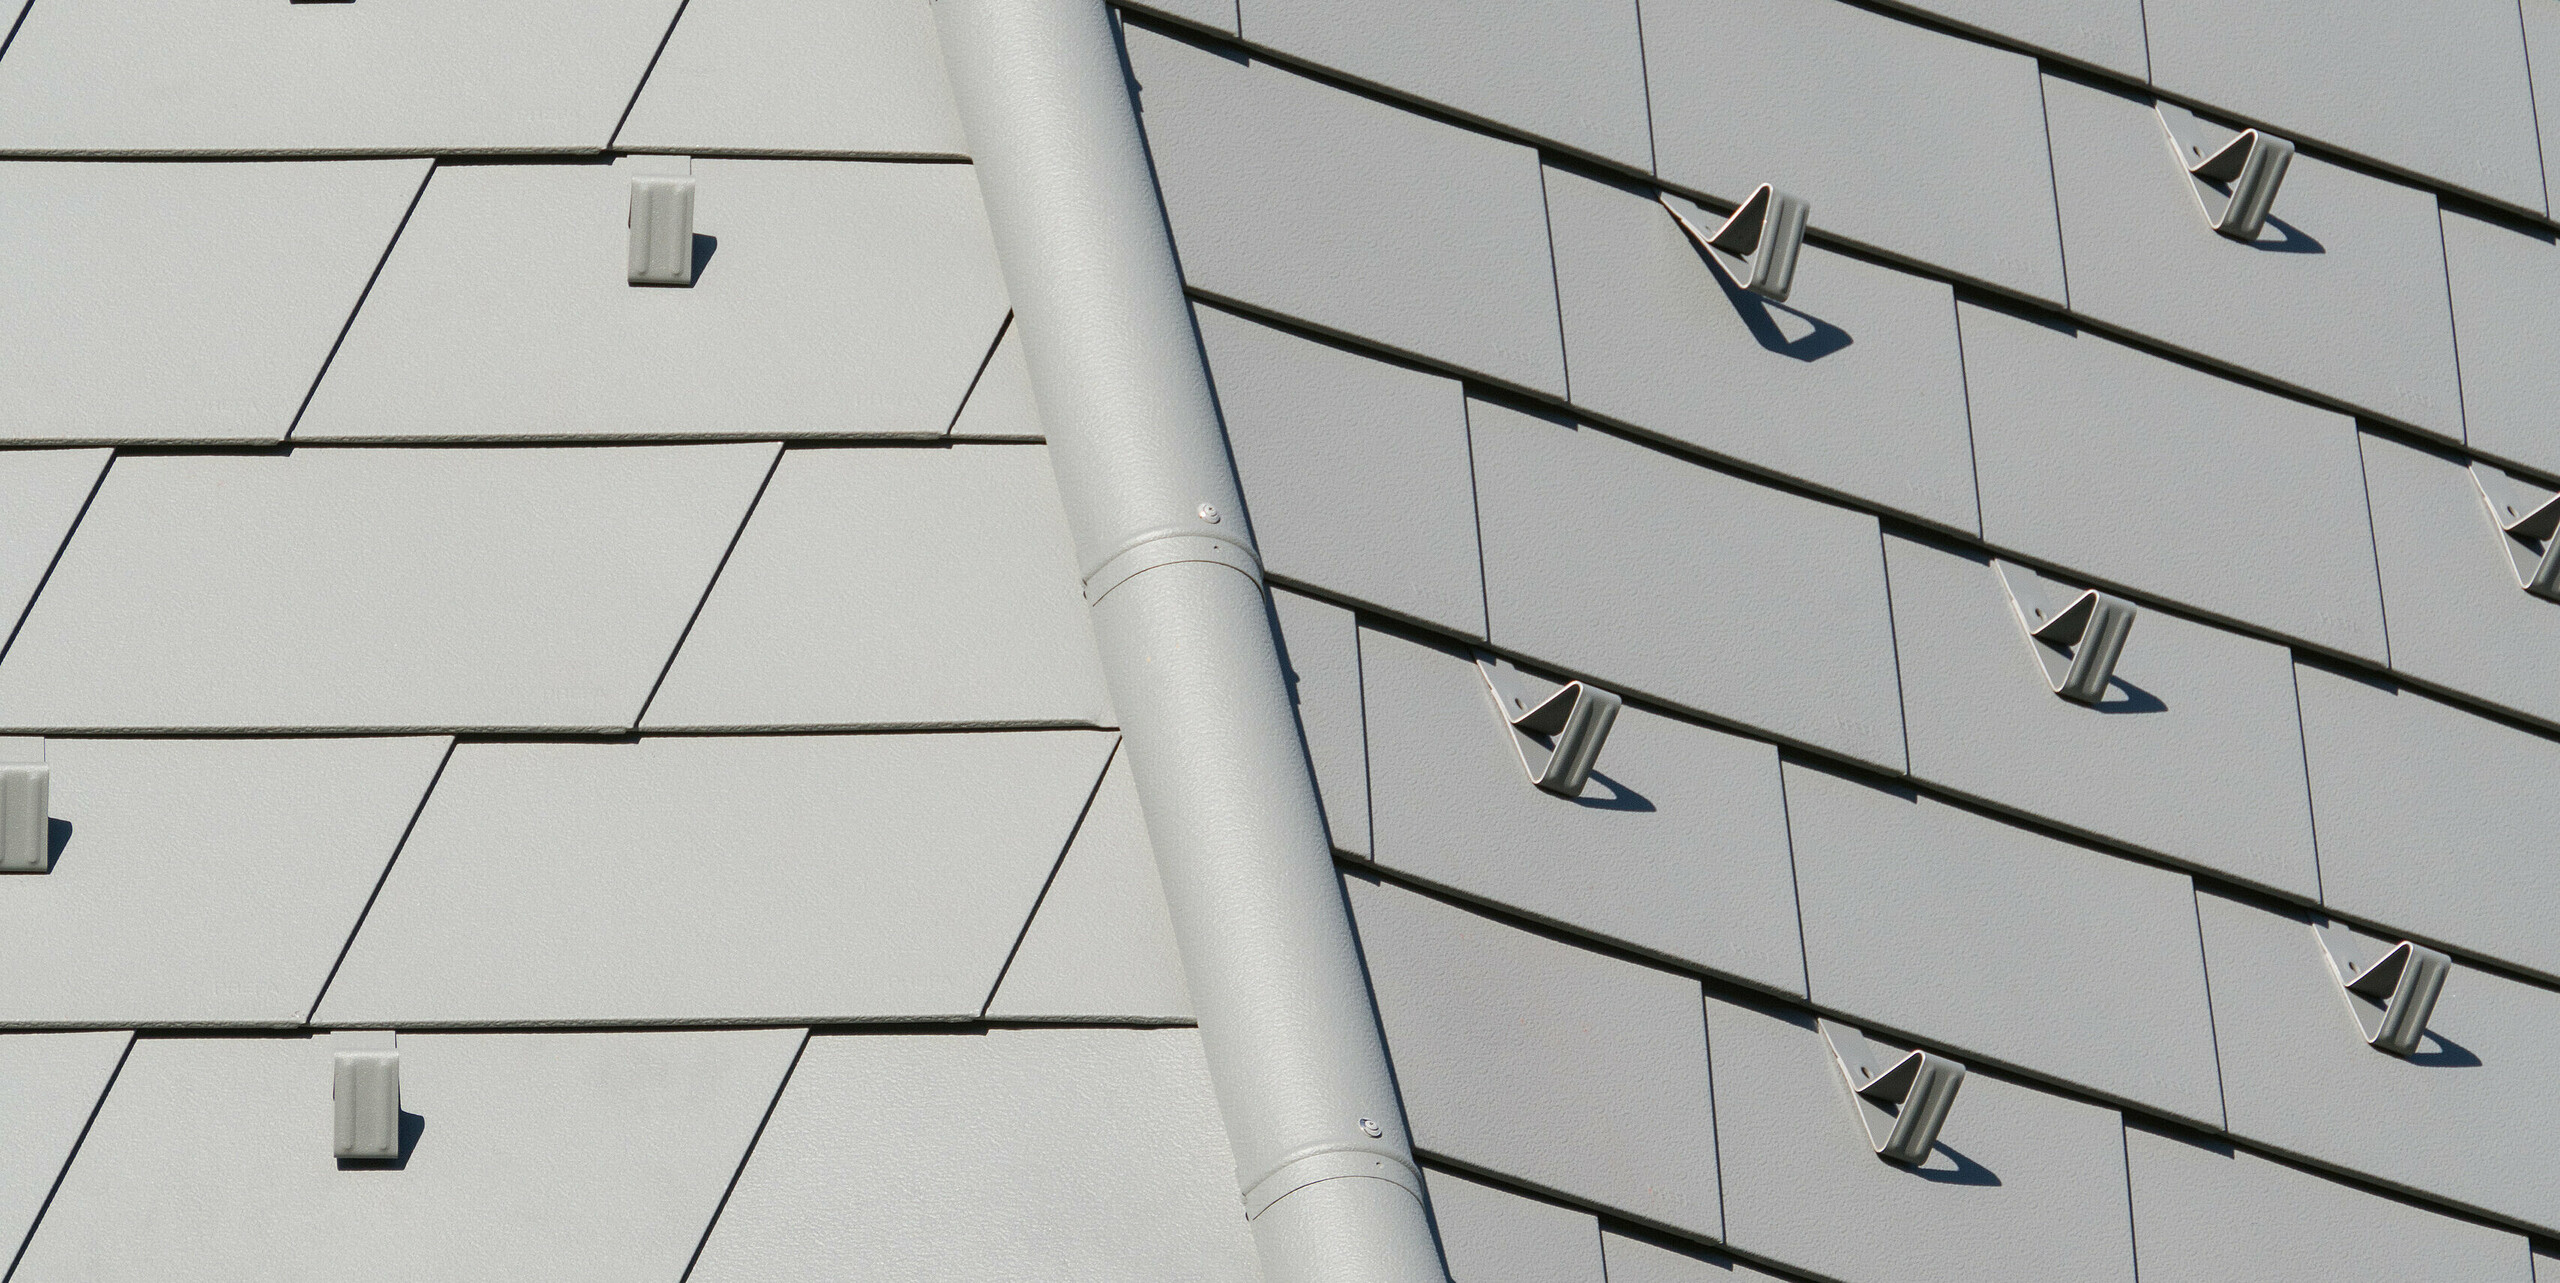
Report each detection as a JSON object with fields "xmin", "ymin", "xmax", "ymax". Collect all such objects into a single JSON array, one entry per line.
[
  {"xmin": 1646, "ymin": 0, "xmax": 2065, "ymax": 303},
  {"xmin": 985, "ymin": 750, "xmax": 1196, "ymax": 1022},
  {"xmin": 1238, "ymin": 0, "xmax": 1650, "ymax": 168},
  {"xmin": 0, "ymin": 159, "xmax": 427, "ymax": 444},
  {"xmin": 613, "ymin": 0, "xmax": 969, "ymax": 156},
  {"xmin": 1887, "ymin": 534, "xmax": 2320, "ymax": 899},
  {"xmin": 1601, "ymin": 1231, "xmax": 1792, "ymax": 1283},
  {"xmin": 2200, "ymin": 887, "xmax": 2560, "ymax": 1234},
  {"xmin": 0, "ymin": 1031, "xmax": 130, "ymax": 1259},
  {"xmin": 0, "ymin": 450, "xmax": 108, "ymax": 642},
  {"xmin": 2296, "ymin": 662, "xmax": 2560, "ymax": 981},
  {"xmin": 947, "ymin": 319, "xmax": 1043, "ymax": 440},
  {"xmin": 2361, "ymin": 431, "xmax": 2560, "ymax": 727},
  {"xmin": 2126, "ymin": 1122, "xmax": 2530, "ymax": 1283},
  {"xmin": 15, "ymin": 1029, "xmax": 804, "ymax": 1281},
  {"xmin": 1470, "ymin": 397, "xmax": 1905, "ymax": 771},
  {"xmin": 0, "ymin": 738, "xmax": 448, "ymax": 1026},
  {"xmin": 1960, "ymin": 301, "xmax": 2385, "ymax": 661},
  {"xmin": 1546, "ymin": 164, "xmax": 1977, "ymax": 533},
  {"xmin": 2532, "ymin": 0, "xmax": 2560, "ymax": 219},
  {"xmin": 642, "ymin": 444, "xmax": 1114, "ymax": 731},
  {"xmin": 1784, "ymin": 759, "xmax": 2225, "ymax": 1126},
  {"xmin": 2146, "ymin": 0, "xmax": 2544, "ymax": 213},
  {"xmin": 2441, "ymin": 205, "xmax": 2560, "ymax": 475},
  {"xmin": 1201, "ymin": 305, "xmax": 1486, "ymax": 637},
  {"xmin": 1878, "ymin": 0, "xmax": 2147, "ymax": 78},
  {"xmin": 316, "ymin": 732, "xmax": 1113, "ymax": 1025},
  {"xmin": 1361, "ymin": 624, "xmax": 1804, "ymax": 994},
  {"xmin": 299, "ymin": 160, "xmax": 1009, "ymax": 441},
  {"xmin": 0, "ymin": 444, "xmax": 778, "ymax": 732},
  {"xmin": 1272, "ymin": 587, "xmax": 1371, "ymax": 856},
  {"xmin": 1122, "ymin": 0, "xmax": 1239, "ymax": 33},
  {"xmin": 0, "ymin": 0, "xmax": 683, "ymax": 153},
  {"xmin": 1422, "ymin": 1166, "xmax": 1605, "ymax": 1283},
  {"xmin": 689, "ymin": 1028, "xmax": 1259, "ymax": 1282},
  {"xmin": 1346, "ymin": 875, "xmax": 1722, "ymax": 1239},
  {"xmin": 1709, "ymin": 992, "xmax": 2135, "ymax": 1283},
  {"xmin": 1123, "ymin": 21, "xmax": 1567, "ymax": 396},
  {"xmin": 2044, "ymin": 74, "xmax": 2462, "ymax": 438}
]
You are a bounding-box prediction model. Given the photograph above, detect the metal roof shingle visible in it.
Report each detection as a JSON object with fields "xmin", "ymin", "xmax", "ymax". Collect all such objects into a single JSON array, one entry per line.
[
  {"xmin": 298, "ymin": 159, "xmax": 1009, "ymax": 442},
  {"xmin": 0, "ymin": 444, "xmax": 780, "ymax": 733},
  {"xmin": 0, "ymin": 737, "xmax": 449, "ymax": 1027},
  {"xmin": 314, "ymin": 731, "xmax": 1114, "ymax": 1025}
]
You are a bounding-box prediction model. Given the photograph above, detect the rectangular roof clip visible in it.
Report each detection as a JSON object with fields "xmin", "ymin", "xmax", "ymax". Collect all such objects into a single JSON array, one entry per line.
[
  {"xmin": 330, "ymin": 1030, "xmax": 403, "ymax": 1162},
  {"xmin": 2156, "ymin": 100, "xmax": 2293, "ymax": 241},
  {"xmin": 1661, "ymin": 183, "xmax": 1809, "ymax": 303},
  {"xmin": 2469, "ymin": 461, "xmax": 2560, "ymax": 599},
  {"xmin": 1474, "ymin": 651, "xmax": 1621, "ymax": 798},
  {"xmin": 0, "ymin": 737, "xmax": 51, "ymax": 874},
  {"xmin": 2317, "ymin": 921, "xmax": 2449, "ymax": 1057},
  {"xmin": 1993, "ymin": 560, "xmax": 2135, "ymax": 705},
  {"xmin": 1819, "ymin": 1019, "xmax": 1964, "ymax": 1165},
  {"xmin": 625, "ymin": 154, "xmax": 697, "ymax": 287}
]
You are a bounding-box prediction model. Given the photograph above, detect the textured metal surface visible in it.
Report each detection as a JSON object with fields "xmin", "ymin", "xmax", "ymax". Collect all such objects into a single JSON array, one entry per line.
[
  {"xmin": 1553, "ymin": 168, "xmax": 1977, "ymax": 533},
  {"xmin": 1470, "ymin": 395, "xmax": 1907, "ymax": 770},
  {"xmin": 1122, "ymin": 18, "xmax": 1567, "ymax": 396},
  {"xmin": 1238, "ymin": 0, "xmax": 1650, "ymax": 167},
  {"xmin": 1646, "ymin": 0, "xmax": 2065, "ymax": 302},
  {"xmin": 21, "ymin": 1029, "xmax": 806, "ymax": 1279},
  {"xmin": 1890, "ymin": 534, "xmax": 2322, "ymax": 898},
  {"xmin": 314, "ymin": 733, "xmax": 1113, "ymax": 1025},
  {"xmin": 0, "ymin": 159, "xmax": 428, "ymax": 444},
  {"xmin": 0, "ymin": 0, "xmax": 686, "ymax": 153},
  {"xmin": 0, "ymin": 445, "xmax": 779, "ymax": 733},
  {"xmin": 2046, "ymin": 74, "xmax": 2462, "ymax": 439},
  {"xmin": 690, "ymin": 1029, "xmax": 1259, "ymax": 1282},
  {"xmin": 300, "ymin": 159, "xmax": 1011, "ymax": 441},
  {"xmin": 1710, "ymin": 992, "xmax": 2137, "ymax": 1283},
  {"xmin": 1786, "ymin": 758, "xmax": 2227, "ymax": 1127},
  {"xmin": 935, "ymin": 4, "xmax": 1442, "ymax": 1278},
  {"xmin": 1, "ymin": 0, "xmax": 2553, "ymax": 1267}
]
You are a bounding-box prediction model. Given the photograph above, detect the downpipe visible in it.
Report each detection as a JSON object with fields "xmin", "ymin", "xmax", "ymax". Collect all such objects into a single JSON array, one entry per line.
[{"xmin": 932, "ymin": 2, "xmax": 1449, "ymax": 1279}]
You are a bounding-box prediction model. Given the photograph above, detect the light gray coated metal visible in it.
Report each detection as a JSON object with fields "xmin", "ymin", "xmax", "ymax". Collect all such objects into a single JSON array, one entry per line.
[
  {"xmin": 2468, "ymin": 461, "xmax": 2560, "ymax": 600},
  {"xmin": 330, "ymin": 1031, "xmax": 401, "ymax": 1162},
  {"xmin": 1474, "ymin": 651, "xmax": 1622, "ymax": 797},
  {"xmin": 0, "ymin": 738, "xmax": 49, "ymax": 873},
  {"xmin": 1992, "ymin": 559, "xmax": 2136, "ymax": 703},
  {"xmin": 2317, "ymin": 922, "xmax": 2451, "ymax": 1057},
  {"xmin": 1818, "ymin": 1019, "xmax": 1965, "ymax": 1165},
  {"xmin": 1659, "ymin": 184, "xmax": 1809, "ymax": 302},
  {"xmin": 2155, "ymin": 101, "xmax": 2294, "ymax": 241},
  {"xmin": 931, "ymin": 4, "xmax": 1444, "ymax": 1281},
  {"xmin": 626, "ymin": 155, "xmax": 697, "ymax": 287}
]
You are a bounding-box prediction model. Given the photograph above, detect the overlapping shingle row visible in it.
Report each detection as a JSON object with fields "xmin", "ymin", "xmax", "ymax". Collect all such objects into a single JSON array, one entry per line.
[
  {"xmin": 0, "ymin": 2, "xmax": 1257, "ymax": 1278},
  {"xmin": 1, "ymin": 0, "xmax": 2555, "ymax": 1279},
  {"xmin": 1126, "ymin": 3, "xmax": 2560, "ymax": 1281}
]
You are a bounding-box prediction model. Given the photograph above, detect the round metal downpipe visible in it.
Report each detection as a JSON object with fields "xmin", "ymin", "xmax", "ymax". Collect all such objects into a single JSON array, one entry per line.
[{"xmin": 932, "ymin": 2, "xmax": 1448, "ymax": 1279}]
